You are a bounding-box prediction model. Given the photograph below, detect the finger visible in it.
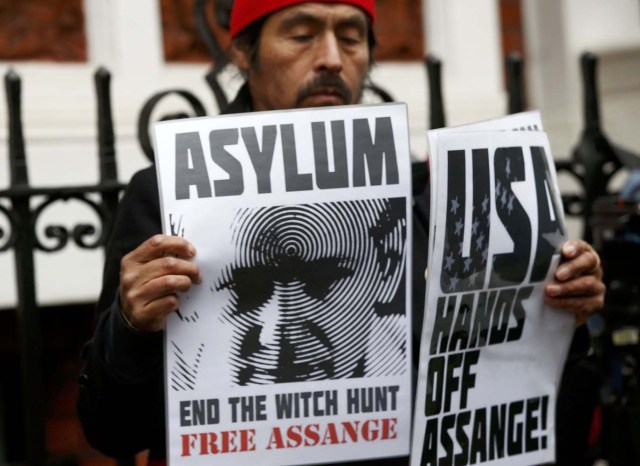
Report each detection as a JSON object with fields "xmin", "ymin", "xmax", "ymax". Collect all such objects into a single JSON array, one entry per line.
[
  {"xmin": 139, "ymin": 273, "xmax": 196, "ymax": 305},
  {"xmin": 130, "ymin": 294, "xmax": 183, "ymax": 332},
  {"xmin": 546, "ymin": 274, "xmax": 606, "ymax": 299},
  {"xmin": 556, "ymin": 242, "xmax": 601, "ymax": 281},
  {"xmin": 544, "ymin": 294, "xmax": 604, "ymax": 321},
  {"xmin": 126, "ymin": 234, "xmax": 196, "ymax": 264},
  {"xmin": 139, "ymin": 255, "xmax": 202, "ymax": 285},
  {"xmin": 545, "ymin": 274, "xmax": 605, "ymax": 321},
  {"xmin": 121, "ymin": 258, "xmax": 200, "ymax": 307},
  {"xmin": 560, "ymin": 239, "xmax": 594, "ymax": 259},
  {"xmin": 121, "ymin": 254, "xmax": 201, "ymax": 294},
  {"xmin": 120, "ymin": 254, "xmax": 201, "ymax": 328},
  {"xmin": 121, "ymin": 274, "xmax": 194, "ymax": 331},
  {"xmin": 560, "ymin": 240, "xmax": 581, "ymax": 259}
]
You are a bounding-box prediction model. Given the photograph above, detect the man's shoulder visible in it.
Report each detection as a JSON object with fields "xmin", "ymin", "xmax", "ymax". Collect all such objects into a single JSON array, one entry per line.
[
  {"xmin": 221, "ymin": 84, "xmax": 252, "ymax": 115},
  {"xmin": 130, "ymin": 165, "xmax": 158, "ymax": 186},
  {"xmin": 120, "ymin": 165, "xmax": 160, "ymax": 212}
]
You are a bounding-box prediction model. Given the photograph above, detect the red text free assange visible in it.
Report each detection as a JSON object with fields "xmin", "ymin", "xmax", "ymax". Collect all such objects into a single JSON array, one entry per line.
[{"xmin": 180, "ymin": 417, "xmax": 398, "ymax": 456}]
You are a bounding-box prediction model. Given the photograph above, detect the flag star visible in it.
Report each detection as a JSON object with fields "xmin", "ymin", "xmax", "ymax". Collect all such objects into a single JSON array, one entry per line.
[
  {"xmin": 469, "ymin": 271, "xmax": 479, "ymax": 286},
  {"xmin": 449, "ymin": 276, "xmax": 459, "ymax": 290},
  {"xmin": 472, "ymin": 219, "xmax": 479, "ymax": 235},
  {"xmin": 455, "ymin": 219, "xmax": 464, "ymax": 236},
  {"xmin": 464, "ymin": 257, "xmax": 472, "ymax": 273},
  {"xmin": 496, "ymin": 180, "xmax": 502, "ymax": 196},
  {"xmin": 507, "ymin": 194, "xmax": 515, "ymax": 214},
  {"xmin": 445, "ymin": 253, "xmax": 455, "ymax": 271},
  {"xmin": 506, "ymin": 158, "xmax": 512, "ymax": 178},
  {"xmin": 501, "ymin": 190, "xmax": 507, "ymax": 207},
  {"xmin": 451, "ymin": 197, "xmax": 460, "ymax": 215},
  {"xmin": 476, "ymin": 232, "xmax": 485, "ymax": 251},
  {"xmin": 482, "ymin": 195, "xmax": 489, "ymax": 213}
]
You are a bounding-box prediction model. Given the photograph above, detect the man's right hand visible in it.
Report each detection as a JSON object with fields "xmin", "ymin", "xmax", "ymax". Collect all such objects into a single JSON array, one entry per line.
[{"xmin": 119, "ymin": 234, "xmax": 202, "ymax": 332}]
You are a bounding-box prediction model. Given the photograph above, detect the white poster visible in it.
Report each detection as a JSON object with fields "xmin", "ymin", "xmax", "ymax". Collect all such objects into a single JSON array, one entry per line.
[
  {"xmin": 153, "ymin": 103, "xmax": 413, "ymax": 465},
  {"xmin": 411, "ymin": 114, "xmax": 574, "ymax": 466}
]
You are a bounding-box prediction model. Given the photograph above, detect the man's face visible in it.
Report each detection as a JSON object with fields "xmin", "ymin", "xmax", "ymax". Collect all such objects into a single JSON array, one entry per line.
[
  {"xmin": 235, "ymin": 3, "xmax": 370, "ymax": 111},
  {"xmin": 216, "ymin": 200, "xmax": 405, "ymax": 385}
]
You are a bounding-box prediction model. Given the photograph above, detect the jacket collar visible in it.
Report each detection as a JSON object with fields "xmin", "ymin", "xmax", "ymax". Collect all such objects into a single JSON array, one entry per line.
[{"xmin": 221, "ymin": 83, "xmax": 253, "ymax": 115}]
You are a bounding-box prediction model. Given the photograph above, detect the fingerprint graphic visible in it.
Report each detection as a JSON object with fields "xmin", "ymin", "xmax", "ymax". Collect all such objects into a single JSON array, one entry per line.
[{"xmin": 215, "ymin": 198, "xmax": 407, "ymax": 385}]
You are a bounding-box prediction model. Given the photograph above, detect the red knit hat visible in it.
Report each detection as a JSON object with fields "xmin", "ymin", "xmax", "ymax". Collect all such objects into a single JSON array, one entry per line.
[{"xmin": 229, "ymin": 0, "xmax": 376, "ymax": 38}]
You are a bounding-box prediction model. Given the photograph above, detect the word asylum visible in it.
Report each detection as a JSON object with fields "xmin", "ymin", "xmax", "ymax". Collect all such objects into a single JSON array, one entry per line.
[{"xmin": 172, "ymin": 117, "xmax": 400, "ymax": 199}]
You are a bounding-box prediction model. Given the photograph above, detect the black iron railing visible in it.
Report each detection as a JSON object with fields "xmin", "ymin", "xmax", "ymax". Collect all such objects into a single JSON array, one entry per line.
[
  {"xmin": 556, "ymin": 52, "xmax": 637, "ymax": 242},
  {"xmin": 0, "ymin": 67, "xmax": 125, "ymax": 466}
]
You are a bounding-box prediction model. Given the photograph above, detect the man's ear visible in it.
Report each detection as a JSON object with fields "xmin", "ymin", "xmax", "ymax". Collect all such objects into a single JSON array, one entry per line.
[{"xmin": 229, "ymin": 40, "xmax": 251, "ymax": 73}]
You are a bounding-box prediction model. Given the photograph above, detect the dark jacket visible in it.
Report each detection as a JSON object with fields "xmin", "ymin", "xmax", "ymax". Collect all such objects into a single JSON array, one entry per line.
[
  {"xmin": 77, "ymin": 85, "xmax": 591, "ymax": 464},
  {"xmin": 77, "ymin": 85, "xmax": 430, "ymax": 463}
]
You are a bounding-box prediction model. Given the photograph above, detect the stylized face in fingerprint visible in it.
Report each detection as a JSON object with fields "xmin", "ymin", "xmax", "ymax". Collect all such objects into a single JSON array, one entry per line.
[{"xmin": 216, "ymin": 198, "xmax": 406, "ymax": 385}]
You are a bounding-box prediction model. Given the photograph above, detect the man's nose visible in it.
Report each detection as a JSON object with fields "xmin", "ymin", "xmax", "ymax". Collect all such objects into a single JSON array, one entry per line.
[
  {"xmin": 314, "ymin": 32, "xmax": 344, "ymax": 74},
  {"xmin": 257, "ymin": 282, "xmax": 306, "ymax": 348}
]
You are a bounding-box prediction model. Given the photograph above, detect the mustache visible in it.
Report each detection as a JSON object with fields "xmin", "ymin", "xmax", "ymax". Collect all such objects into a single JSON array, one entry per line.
[{"xmin": 295, "ymin": 74, "xmax": 353, "ymax": 106}]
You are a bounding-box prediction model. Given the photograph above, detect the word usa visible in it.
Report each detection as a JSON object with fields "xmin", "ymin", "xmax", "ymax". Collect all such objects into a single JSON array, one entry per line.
[{"xmin": 441, "ymin": 146, "xmax": 564, "ymax": 294}]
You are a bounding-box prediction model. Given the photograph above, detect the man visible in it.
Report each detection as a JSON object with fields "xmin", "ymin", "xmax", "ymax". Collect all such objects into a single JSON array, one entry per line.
[
  {"xmin": 215, "ymin": 198, "xmax": 407, "ymax": 385},
  {"xmin": 77, "ymin": 0, "xmax": 606, "ymax": 464}
]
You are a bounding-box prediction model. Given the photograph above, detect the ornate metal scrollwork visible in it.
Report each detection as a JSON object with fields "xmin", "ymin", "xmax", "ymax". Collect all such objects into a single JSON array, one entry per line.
[
  {"xmin": 0, "ymin": 202, "xmax": 18, "ymax": 252},
  {"xmin": 558, "ymin": 53, "xmax": 639, "ymax": 241},
  {"xmin": 1, "ymin": 66, "xmax": 126, "ymax": 466},
  {"xmin": 556, "ymin": 161, "xmax": 589, "ymax": 218},
  {"xmin": 30, "ymin": 193, "xmax": 112, "ymax": 252},
  {"xmin": 137, "ymin": 89, "xmax": 208, "ymax": 162}
]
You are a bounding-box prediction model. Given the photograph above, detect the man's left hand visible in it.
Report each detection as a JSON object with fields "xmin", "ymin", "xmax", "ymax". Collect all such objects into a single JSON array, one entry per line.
[{"xmin": 545, "ymin": 239, "xmax": 606, "ymax": 325}]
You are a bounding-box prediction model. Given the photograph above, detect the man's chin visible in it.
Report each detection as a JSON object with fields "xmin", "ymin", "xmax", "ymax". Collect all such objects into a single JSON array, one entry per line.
[{"xmin": 298, "ymin": 95, "xmax": 348, "ymax": 108}]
